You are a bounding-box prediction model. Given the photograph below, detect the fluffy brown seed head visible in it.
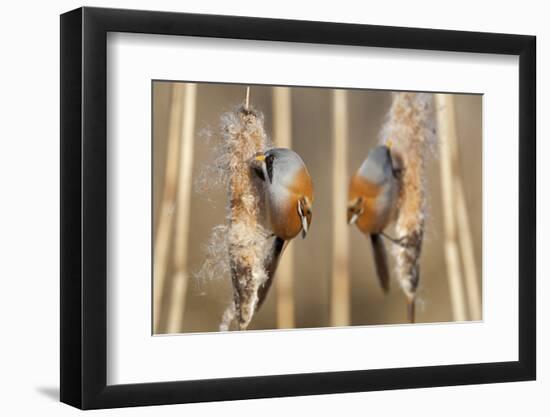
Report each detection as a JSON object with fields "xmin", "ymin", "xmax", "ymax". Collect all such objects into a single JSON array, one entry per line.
[
  {"xmin": 380, "ymin": 93, "xmax": 435, "ymax": 303},
  {"xmin": 222, "ymin": 106, "xmax": 272, "ymax": 330},
  {"xmin": 196, "ymin": 105, "xmax": 275, "ymax": 331}
]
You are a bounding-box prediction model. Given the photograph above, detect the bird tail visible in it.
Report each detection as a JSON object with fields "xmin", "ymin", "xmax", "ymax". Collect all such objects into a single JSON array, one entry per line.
[
  {"xmin": 256, "ymin": 236, "xmax": 287, "ymax": 311},
  {"xmin": 371, "ymin": 233, "xmax": 390, "ymax": 293}
]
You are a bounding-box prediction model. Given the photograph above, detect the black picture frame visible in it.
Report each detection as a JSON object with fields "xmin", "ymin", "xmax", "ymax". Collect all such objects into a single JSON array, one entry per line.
[{"xmin": 60, "ymin": 6, "xmax": 536, "ymax": 410}]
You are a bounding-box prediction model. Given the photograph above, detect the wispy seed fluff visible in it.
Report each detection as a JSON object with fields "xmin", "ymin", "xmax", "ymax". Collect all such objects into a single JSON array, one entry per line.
[
  {"xmin": 200, "ymin": 106, "xmax": 272, "ymax": 331},
  {"xmin": 379, "ymin": 92, "xmax": 436, "ymax": 320}
]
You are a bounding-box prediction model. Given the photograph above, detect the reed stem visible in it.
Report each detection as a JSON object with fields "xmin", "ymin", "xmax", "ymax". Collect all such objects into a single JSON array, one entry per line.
[
  {"xmin": 456, "ymin": 182, "xmax": 482, "ymax": 320},
  {"xmin": 272, "ymin": 87, "xmax": 295, "ymax": 329},
  {"xmin": 330, "ymin": 89, "xmax": 350, "ymax": 327},
  {"xmin": 443, "ymin": 95, "xmax": 481, "ymax": 320},
  {"xmin": 165, "ymin": 83, "xmax": 197, "ymax": 333},
  {"xmin": 245, "ymin": 86, "xmax": 250, "ymax": 110},
  {"xmin": 153, "ymin": 83, "xmax": 185, "ymax": 333},
  {"xmin": 436, "ymin": 94, "xmax": 468, "ymax": 322}
]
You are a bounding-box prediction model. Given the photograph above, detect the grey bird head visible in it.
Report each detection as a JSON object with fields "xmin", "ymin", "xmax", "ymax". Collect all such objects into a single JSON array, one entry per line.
[
  {"xmin": 252, "ymin": 147, "xmax": 307, "ymax": 187},
  {"xmin": 358, "ymin": 145, "xmax": 394, "ymax": 184}
]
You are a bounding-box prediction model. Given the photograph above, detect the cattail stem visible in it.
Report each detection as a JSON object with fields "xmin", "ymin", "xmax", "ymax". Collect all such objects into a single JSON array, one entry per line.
[
  {"xmin": 330, "ymin": 89, "xmax": 350, "ymax": 327},
  {"xmin": 436, "ymin": 94, "xmax": 468, "ymax": 322},
  {"xmin": 165, "ymin": 83, "xmax": 197, "ymax": 333},
  {"xmin": 245, "ymin": 86, "xmax": 250, "ymax": 110},
  {"xmin": 153, "ymin": 84, "xmax": 185, "ymax": 333},
  {"xmin": 272, "ymin": 87, "xmax": 295, "ymax": 329},
  {"xmin": 407, "ymin": 297, "xmax": 416, "ymax": 324}
]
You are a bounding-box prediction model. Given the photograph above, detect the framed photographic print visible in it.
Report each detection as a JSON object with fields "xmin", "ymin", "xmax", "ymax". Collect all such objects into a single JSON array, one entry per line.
[{"xmin": 60, "ymin": 6, "xmax": 536, "ymax": 409}]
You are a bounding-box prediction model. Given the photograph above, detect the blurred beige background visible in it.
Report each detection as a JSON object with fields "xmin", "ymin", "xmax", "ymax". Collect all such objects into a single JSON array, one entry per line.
[{"xmin": 153, "ymin": 81, "xmax": 482, "ymax": 333}]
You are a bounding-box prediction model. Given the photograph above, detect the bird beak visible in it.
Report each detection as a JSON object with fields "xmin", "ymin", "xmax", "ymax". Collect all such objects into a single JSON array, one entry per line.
[
  {"xmin": 251, "ymin": 153, "xmax": 270, "ymax": 183},
  {"xmin": 348, "ymin": 213, "xmax": 359, "ymax": 225}
]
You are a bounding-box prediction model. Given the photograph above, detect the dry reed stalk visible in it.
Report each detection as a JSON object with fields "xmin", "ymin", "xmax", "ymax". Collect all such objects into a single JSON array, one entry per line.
[
  {"xmin": 446, "ymin": 98, "xmax": 481, "ymax": 320},
  {"xmin": 456, "ymin": 183, "xmax": 482, "ymax": 320},
  {"xmin": 217, "ymin": 96, "xmax": 271, "ymax": 331},
  {"xmin": 330, "ymin": 89, "xmax": 350, "ymax": 327},
  {"xmin": 272, "ymin": 87, "xmax": 295, "ymax": 329},
  {"xmin": 381, "ymin": 92, "xmax": 435, "ymax": 323},
  {"xmin": 153, "ymin": 83, "xmax": 185, "ymax": 333},
  {"xmin": 435, "ymin": 93, "xmax": 468, "ymax": 322},
  {"xmin": 436, "ymin": 94, "xmax": 480, "ymax": 320},
  {"xmin": 245, "ymin": 86, "xmax": 251, "ymax": 110},
  {"xmin": 165, "ymin": 83, "xmax": 197, "ymax": 333}
]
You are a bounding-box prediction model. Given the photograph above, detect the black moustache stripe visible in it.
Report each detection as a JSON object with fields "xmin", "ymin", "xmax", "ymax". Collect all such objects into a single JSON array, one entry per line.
[{"xmin": 266, "ymin": 155, "xmax": 274, "ymax": 183}]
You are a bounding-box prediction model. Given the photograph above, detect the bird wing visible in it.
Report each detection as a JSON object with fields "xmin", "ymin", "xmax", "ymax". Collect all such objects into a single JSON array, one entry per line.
[{"xmin": 256, "ymin": 236, "xmax": 289, "ymax": 311}]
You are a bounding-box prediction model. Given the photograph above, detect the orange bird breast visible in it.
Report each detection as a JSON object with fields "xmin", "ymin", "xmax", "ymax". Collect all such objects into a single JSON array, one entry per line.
[
  {"xmin": 271, "ymin": 167, "xmax": 313, "ymax": 241},
  {"xmin": 348, "ymin": 174, "xmax": 385, "ymax": 234},
  {"xmin": 272, "ymin": 197, "xmax": 302, "ymax": 240},
  {"xmin": 288, "ymin": 167, "xmax": 314, "ymax": 203}
]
